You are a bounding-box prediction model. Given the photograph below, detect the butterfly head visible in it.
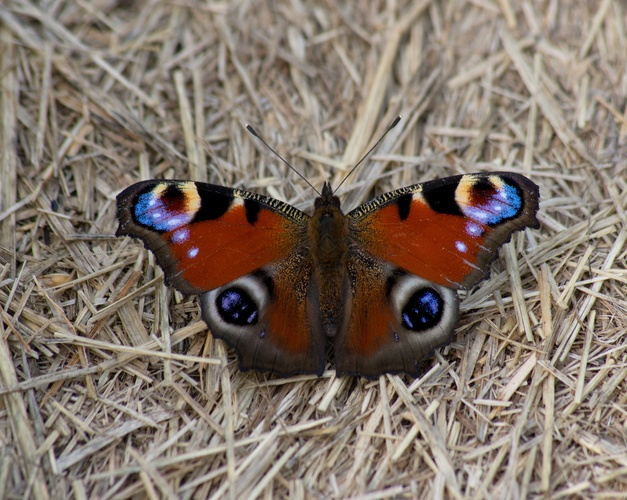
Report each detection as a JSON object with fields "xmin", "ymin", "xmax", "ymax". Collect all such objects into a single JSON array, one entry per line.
[{"xmin": 314, "ymin": 182, "xmax": 341, "ymax": 211}]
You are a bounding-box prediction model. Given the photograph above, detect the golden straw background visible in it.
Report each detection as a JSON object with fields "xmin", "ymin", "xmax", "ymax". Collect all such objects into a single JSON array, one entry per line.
[{"xmin": 1, "ymin": 1, "xmax": 626, "ymax": 498}]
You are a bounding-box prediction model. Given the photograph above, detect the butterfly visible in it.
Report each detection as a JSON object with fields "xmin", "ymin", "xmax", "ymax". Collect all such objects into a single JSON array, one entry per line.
[{"xmin": 116, "ymin": 172, "xmax": 539, "ymax": 377}]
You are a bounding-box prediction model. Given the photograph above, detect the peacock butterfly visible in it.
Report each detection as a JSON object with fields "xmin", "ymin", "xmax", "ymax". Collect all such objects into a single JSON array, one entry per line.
[{"xmin": 116, "ymin": 170, "xmax": 539, "ymax": 377}]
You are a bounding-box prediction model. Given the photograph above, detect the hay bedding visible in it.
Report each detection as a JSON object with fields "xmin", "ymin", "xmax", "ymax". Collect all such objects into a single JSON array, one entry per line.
[{"xmin": 1, "ymin": 0, "xmax": 626, "ymax": 498}]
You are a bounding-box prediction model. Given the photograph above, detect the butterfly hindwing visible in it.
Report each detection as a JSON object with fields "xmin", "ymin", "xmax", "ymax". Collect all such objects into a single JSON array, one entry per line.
[
  {"xmin": 117, "ymin": 180, "xmax": 326, "ymax": 375},
  {"xmin": 200, "ymin": 258, "xmax": 327, "ymax": 376},
  {"xmin": 335, "ymin": 253, "xmax": 459, "ymax": 377}
]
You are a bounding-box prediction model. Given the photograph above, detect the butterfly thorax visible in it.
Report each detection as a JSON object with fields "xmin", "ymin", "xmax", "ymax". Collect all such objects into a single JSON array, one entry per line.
[{"xmin": 307, "ymin": 182, "xmax": 350, "ymax": 336}]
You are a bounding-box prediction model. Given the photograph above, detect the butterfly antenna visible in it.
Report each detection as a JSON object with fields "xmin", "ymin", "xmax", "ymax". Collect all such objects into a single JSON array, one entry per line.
[
  {"xmin": 334, "ymin": 115, "xmax": 402, "ymax": 194},
  {"xmin": 246, "ymin": 124, "xmax": 321, "ymax": 196}
]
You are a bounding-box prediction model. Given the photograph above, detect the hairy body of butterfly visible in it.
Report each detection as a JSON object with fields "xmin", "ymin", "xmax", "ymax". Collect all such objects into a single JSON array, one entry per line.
[{"xmin": 116, "ymin": 172, "xmax": 539, "ymax": 377}]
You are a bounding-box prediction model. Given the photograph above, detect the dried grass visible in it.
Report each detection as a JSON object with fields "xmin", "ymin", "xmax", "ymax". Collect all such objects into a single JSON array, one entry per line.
[{"xmin": 1, "ymin": 0, "xmax": 626, "ymax": 498}]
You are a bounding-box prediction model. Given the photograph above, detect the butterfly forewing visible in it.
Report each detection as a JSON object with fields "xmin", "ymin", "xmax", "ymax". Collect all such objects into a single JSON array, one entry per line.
[
  {"xmin": 347, "ymin": 173, "xmax": 539, "ymax": 289},
  {"xmin": 116, "ymin": 180, "xmax": 308, "ymax": 293}
]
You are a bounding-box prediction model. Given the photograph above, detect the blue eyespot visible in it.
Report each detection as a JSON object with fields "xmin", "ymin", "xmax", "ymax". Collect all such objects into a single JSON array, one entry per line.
[
  {"xmin": 217, "ymin": 288, "xmax": 258, "ymax": 326},
  {"xmin": 134, "ymin": 192, "xmax": 193, "ymax": 232},
  {"xmin": 401, "ymin": 288, "xmax": 443, "ymax": 331},
  {"xmin": 464, "ymin": 183, "xmax": 522, "ymax": 225}
]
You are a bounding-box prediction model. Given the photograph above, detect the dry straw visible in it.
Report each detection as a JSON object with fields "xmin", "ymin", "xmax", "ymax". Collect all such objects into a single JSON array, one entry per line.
[{"xmin": 1, "ymin": 0, "xmax": 626, "ymax": 498}]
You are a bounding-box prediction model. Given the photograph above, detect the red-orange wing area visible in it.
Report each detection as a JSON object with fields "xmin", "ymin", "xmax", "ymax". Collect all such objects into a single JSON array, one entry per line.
[
  {"xmin": 344, "ymin": 276, "xmax": 394, "ymax": 356},
  {"xmin": 166, "ymin": 204, "xmax": 304, "ymax": 292},
  {"xmin": 264, "ymin": 265, "xmax": 316, "ymax": 356},
  {"xmin": 352, "ymin": 201, "xmax": 491, "ymax": 289}
]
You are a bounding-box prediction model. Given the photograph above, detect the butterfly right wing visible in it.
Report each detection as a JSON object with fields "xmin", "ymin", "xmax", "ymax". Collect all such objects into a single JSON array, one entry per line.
[
  {"xmin": 116, "ymin": 180, "xmax": 326, "ymax": 376},
  {"xmin": 335, "ymin": 172, "xmax": 539, "ymax": 377}
]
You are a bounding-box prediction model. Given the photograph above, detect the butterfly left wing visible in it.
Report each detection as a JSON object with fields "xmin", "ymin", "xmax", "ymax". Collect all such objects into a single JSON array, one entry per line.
[
  {"xmin": 199, "ymin": 254, "xmax": 327, "ymax": 376},
  {"xmin": 116, "ymin": 180, "xmax": 327, "ymax": 376},
  {"xmin": 335, "ymin": 172, "xmax": 539, "ymax": 376}
]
